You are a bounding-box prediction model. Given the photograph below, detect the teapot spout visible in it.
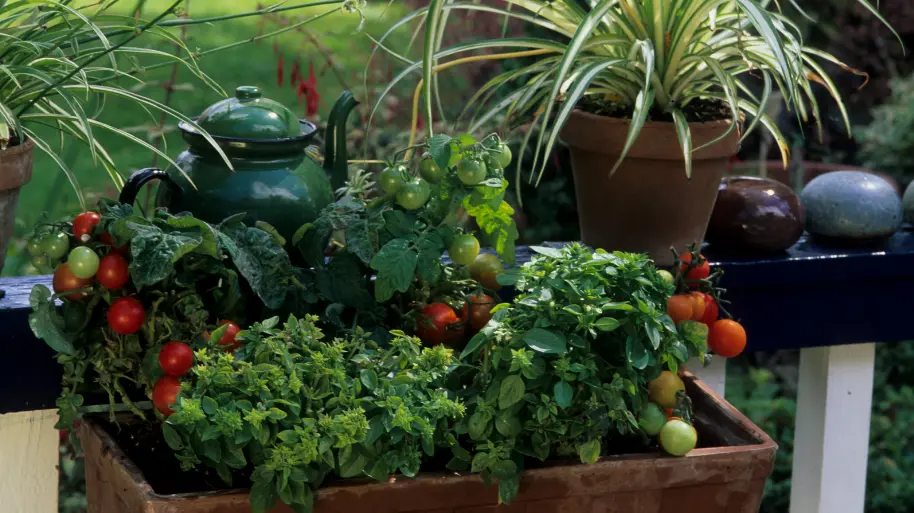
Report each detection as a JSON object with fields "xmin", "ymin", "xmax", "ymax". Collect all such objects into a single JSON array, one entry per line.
[{"xmin": 323, "ymin": 91, "xmax": 360, "ymax": 192}]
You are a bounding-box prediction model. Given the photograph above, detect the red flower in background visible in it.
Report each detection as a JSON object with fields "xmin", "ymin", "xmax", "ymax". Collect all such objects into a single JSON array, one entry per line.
[
  {"xmin": 290, "ymin": 59, "xmax": 301, "ymax": 87},
  {"xmin": 296, "ymin": 62, "xmax": 321, "ymax": 118},
  {"xmin": 276, "ymin": 54, "xmax": 285, "ymax": 87}
]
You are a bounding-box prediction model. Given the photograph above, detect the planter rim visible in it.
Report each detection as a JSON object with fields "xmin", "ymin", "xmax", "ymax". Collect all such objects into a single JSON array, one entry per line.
[
  {"xmin": 84, "ymin": 373, "xmax": 777, "ymax": 505},
  {"xmin": 569, "ymin": 109, "xmax": 736, "ymax": 129},
  {"xmin": 0, "ymin": 138, "xmax": 34, "ymax": 191}
]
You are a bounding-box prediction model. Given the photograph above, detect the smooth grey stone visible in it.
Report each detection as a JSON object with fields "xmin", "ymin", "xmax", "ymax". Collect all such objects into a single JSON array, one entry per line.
[
  {"xmin": 801, "ymin": 171, "xmax": 902, "ymax": 239},
  {"xmin": 905, "ymin": 181, "xmax": 914, "ymax": 225}
]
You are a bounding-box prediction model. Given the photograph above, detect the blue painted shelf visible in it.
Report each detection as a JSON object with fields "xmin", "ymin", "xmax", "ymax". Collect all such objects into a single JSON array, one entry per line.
[{"xmin": 3, "ymin": 229, "xmax": 913, "ymax": 414}]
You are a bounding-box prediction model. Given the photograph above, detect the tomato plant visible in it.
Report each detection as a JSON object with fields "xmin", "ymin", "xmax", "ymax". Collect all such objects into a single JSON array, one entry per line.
[
  {"xmin": 688, "ymin": 291, "xmax": 706, "ymax": 321},
  {"xmin": 153, "ymin": 375, "xmax": 181, "ymax": 416},
  {"xmin": 53, "ymin": 263, "xmax": 92, "ymax": 300},
  {"xmin": 415, "ymin": 303, "xmax": 460, "ymax": 346},
  {"xmin": 159, "ymin": 342, "xmax": 193, "ymax": 377},
  {"xmin": 456, "ymin": 157, "xmax": 486, "ymax": 185},
  {"xmin": 467, "ymin": 293, "xmax": 495, "ymax": 332},
  {"xmin": 40, "ymin": 232, "xmax": 70, "ymax": 260},
  {"xmin": 469, "ymin": 253, "xmax": 504, "ymax": 291},
  {"xmin": 648, "ymin": 370, "xmax": 685, "ymax": 409},
  {"xmin": 107, "ymin": 297, "xmax": 145, "ymax": 335},
  {"xmin": 666, "ymin": 295, "xmax": 692, "ymax": 325},
  {"xmin": 449, "ymin": 234, "xmax": 480, "ymax": 266},
  {"xmin": 97, "ymin": 253, "xmax": 129, "ymax": 289},
  {"xmin": 100, "ymin": 232, "xmax": 128, "ymax": 254},
  {"xmin": 659, "ymin": 419, "xmax": 698, "ymax": 456},
  {"xmin": 708, "ymin": 319, "xmax": 747, "ymax": 358},
  {"xmin": 217, "ymin": 320, "xmax": 242, "ymax": 351},
  {"xmin": 698, "ymin": 293, "xmax": 718, "ymax": 326},
  {"xmin": 395, "ymin": 178, "xmax": 431, "ymax": 210},
  {"xmin": 638, "ymin": 402, "xmax": 666, "ymax": 436},
  {"xmin": 72, "ymin": 211, "xmax": 101, "ymax": 243},
  {"xmin": 67, "ymin": 247, "xmax": 100, "ymax": 279},
  {"xmin": 379, "ymin": 165, "xmax": 406, "ymax": 193},
  {"xmin": 488, "ymin": 143, "xmax": 512, "ymax": 169},
  {"xmin": 680, "ymin": 252, "xmax": 710, "ymax": 285},
  {"xmin": 419, "ymin": 157, "xmax": 445, "ymax": 183}
]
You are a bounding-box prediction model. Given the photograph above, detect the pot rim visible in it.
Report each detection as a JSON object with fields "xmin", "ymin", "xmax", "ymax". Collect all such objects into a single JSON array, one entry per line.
[
  {"xmin": 569, "ymin": 108, "xmax": 737, "ymax": 129},
  {"xmin": 178, "ymin": 119, "xmax": 318, "ymax": 146}
]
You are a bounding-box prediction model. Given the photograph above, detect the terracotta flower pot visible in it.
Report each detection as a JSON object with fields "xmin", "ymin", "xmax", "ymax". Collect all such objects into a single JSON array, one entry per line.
[
  {"xmin": 0, "ymin": 139, "xmax": 34, "ymax": 273},
  {"xmin": 81, "ymin": 374, "xmax": 776, "ymax": 513},
  {"xmin": 562, "ymin": 111, "xmax": 740, "ymax": 266}
]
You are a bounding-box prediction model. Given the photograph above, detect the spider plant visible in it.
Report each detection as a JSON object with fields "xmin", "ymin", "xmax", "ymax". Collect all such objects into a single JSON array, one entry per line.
[
  {"xmin": 0, "ymin": 0, "xmax": 366, "ymax": 208},
  {"xmin": 371, "ymin": 0, "xmax": 897, "ymax": 183}
]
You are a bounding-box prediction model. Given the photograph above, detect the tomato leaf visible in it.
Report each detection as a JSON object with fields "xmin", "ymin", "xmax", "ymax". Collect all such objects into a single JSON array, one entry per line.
[
  {"xmin": 416, "ymin": 231, "xmax": 445, "ymax": 282},
  {"xmin": 427, "ymin": 134, "xmax": 453, "ymax": 171},
  {"xmin": 28, "ymin": 285, "xmax": 74, "ymax": 355},
  {"xmin": 216, "ymin": 223, "xmax": 294, "ymax": 309},
  {"xmin": 315, "ymin": 254, "xmax": 375, "ymax": 309},
  {"xmin": 498, "ymin": 375, "xmax": 525, "ymax": 410},
  {"xmin": 128, "ymin": 221, "xmax": 203, "ymax": 288},
  {"xmin": 523, "ymin": 328, "xmax": 566, "ymax": 354},
  {"xmin": 369, "ymin": 238, "xmax": 418, "ymax": 302}
]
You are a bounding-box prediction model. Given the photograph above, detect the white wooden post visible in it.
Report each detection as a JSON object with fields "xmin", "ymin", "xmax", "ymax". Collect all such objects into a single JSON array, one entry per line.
[
  {"xmin": 790, "ymin": 343, "xmax": 876, "ymax": 513},
  {"xmin": 689, "ymin": 355, "xmax": 727, "ymax": 397},
  {"xmin": 0, "ymin": 409, "xmax": 59, "ymax": 513}
]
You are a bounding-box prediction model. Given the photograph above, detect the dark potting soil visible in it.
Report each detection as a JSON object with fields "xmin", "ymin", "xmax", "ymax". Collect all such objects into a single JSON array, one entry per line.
[{"xmin": 578, "ymin": 96, "xmax": 731, "ymax": 123}]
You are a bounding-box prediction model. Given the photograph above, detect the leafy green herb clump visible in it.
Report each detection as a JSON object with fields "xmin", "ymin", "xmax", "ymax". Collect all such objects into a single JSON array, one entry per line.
[
  {"xmin": 166, "ymin": 315, "xmax": 464, "ymax": 513},
  {"xmin": 454, "ymin": 244, "xmax": 709, "ymax": 503}
]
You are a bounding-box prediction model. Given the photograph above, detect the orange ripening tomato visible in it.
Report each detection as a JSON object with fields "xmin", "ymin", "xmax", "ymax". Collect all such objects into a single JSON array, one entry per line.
[
  {"xmin": 680, "ymin": 253, "xmax": 710, "ymax": 286},
  {"xmin": 667, "ymin": 295, "xmax": 693, "ymax": 325},
  {"xmin": 689, "ymin": 291, "xmax": 706, "ymax": 321},
  {"xmin": 708, "ymin": 319, "xmax": 747, "ymax": 358},
  {"xmin": 699, "ymin": 294, "xmax": 719, "ymax": 326}
]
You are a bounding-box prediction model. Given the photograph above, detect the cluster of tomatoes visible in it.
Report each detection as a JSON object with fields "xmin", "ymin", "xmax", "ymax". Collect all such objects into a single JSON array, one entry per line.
[
  {"xmin": 641, "ymin": 370, "xmax": 698, "ymax": 457},
  {"xmin": 414, "ymin": 249, "xmax": 505, "ymax": 347},
  {"xmin": 379, "ymin": 142, "xmax": 513, "ymax": 210},
  {"xmin": 663, "ymin": 253, "xmax": 747, "ymax": 359}
]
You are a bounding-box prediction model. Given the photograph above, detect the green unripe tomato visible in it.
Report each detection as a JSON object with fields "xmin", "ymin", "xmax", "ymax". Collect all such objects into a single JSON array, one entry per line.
[
  {"xmin": 457, "ymin": 157, "xmax": 487, "ymax": 185},
  {"xmin": 657, "ymin": 269, "xmax": 675, "ymax": 286},
  {"xmin": 395, "ymin": 178, "xmax": 431, "ymax": 210},
  {"xmin": 27, "ymin": 237, "xmax": 44, "ymax": 256},
  {"xmin": 379, "ymin": 165, "xmax": 407, "ymax": 193},
  {"xmin": 67, "ymin": 246, "xmax": 100, "ymax": 279},
  {"xmin": 41, "ymin": 232, "xmax": 70, "ymax": 260},
  {"xmin": 659, "ymin": 419, "xmax": 698, "ymax": 457},
  {"xmin": 30, "ymin": 255, "xmax": 54, "ymax": 274},
  {"xmin": 449, "ymin": 234, "xmax": 481, "ymax": 266},
  {"xmin": 638, "ymin": 403, "xmax": 666, "ymax": 436},
  {"xmin": 489, "ymin": 143, "xmax": 513, "ymax": 169},
  {"xmin": 419, "ymin": 158, "xmax": 446, "ymax": 184}
]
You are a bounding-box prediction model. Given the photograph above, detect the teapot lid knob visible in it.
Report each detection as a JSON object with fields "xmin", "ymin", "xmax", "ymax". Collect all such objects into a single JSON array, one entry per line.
[{"xmin": 235, "ymin": 86, "xmax": 262, "ymax": 101}]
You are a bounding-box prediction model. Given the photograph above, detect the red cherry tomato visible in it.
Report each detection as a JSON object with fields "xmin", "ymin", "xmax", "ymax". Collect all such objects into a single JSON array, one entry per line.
[
  {"xmin": 416, "ymin": 303, "xmax": 460, "ymax": 346},
  {"xmin": 708, "ymin": 319, "xmax": 747, "ymax": 358},
  {"xmin": 698, "ymin": 293, "xmax": 719, "ymax": 326},
  {"xmin": 100, "ymin": 232, "xmax": 128, "ymax": 255},
  {"xmin": 107, "ymin": 297, "xmax": 145, "ymax": 335},
  {"xmin": 53, "ymin": 263, "xmax": 93, "ymax": 300},
  {"xmin": 153, "ymin": 375, "xmax": 181, "ymax": 416},
  {"xmin": 159, "ymin": 342, "xmax": 194, "ymax": 377},
  {"xmin": 218, "ymin": 320, "xmax": 241, "ymax": 351},
  {"xmin": 467, "ymin": 294, "xmax": 495, "ymax": 332},
  {"xmin": 73, "ymin": 212, "xmax": 101, "ymax": 243},
  {"xmin": 96, "ymin": 254, "xmax": 130, "ymax": 290},
  {"xmin": 680, "ymin": 253, "xmax": 710, "ymax": 286}
]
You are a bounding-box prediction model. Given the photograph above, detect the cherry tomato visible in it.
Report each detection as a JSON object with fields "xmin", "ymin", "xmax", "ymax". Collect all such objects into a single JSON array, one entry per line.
[
  {"xmin": 469, "ymin": 253, "xmax": 504, "ymax": 291},
  {"xmin": 379, "ymin": 165, "xmax": 406, "ymax": 193},
  {"xmin": 153, "ymin": 375, "xmax": 181, "ymax": 416},
  {"xmin": 159, "ymin": 342, "xmax": 194, "ymax": 377},
  {"xmin": 488, "ymin": 143, "xmax": 513, "ymax": 169},
  {"xmin": 449, "ymin": 234, "xmax": 480, "ymax": 266},
  {"xmin": 40, "ymin": 232, "xmax": 70, "ymax": 260},
  {"xmin": 688, "ymin": 291, "xmax": 706, "ymax": 321},
  {"xmin": 467, "ymin": 294, "xmax": 495, "ymax": 332},
  {"xmin": 27, "ymin": 237, "xmax": 43, "ymax": 256},
  {"xmin": 107, "ymin": 297, "xmax": 145, "ymax": 335},
  {"xmin": 67, "ymin": 247, "xmax": 100, "ymax": 279},
  {"xmin": 395, "ymin": 178, "xmax": 431, "ymax": 210},
  {"xmin": 53, "ymin": 263, "xmax": 93, "ymax": 300},
  {"xmin": 73, "ymin": 212, "xmax": 101, "ymax": 243},
  {"xmin": 698, "ymin": 293, "xmax": 719, "ymax": 326},
  {"xmin": 416, "ymin": 303, "xmax": 460, "ymax": 346},
  {"xmin": 639, "ymin": 402, "xmax": 666, "ymax": 436},
  {"xmin": 657, "ymin": 269, "xmax": 675, "ymax": 286},
  {"xmin": 100, "ymin": 232, "xmax": 128, "ymax": 255},
  {"xmin": 659, "ymin": 419, "xmax": 698, "ymax": 456},
  {"xmin": 648, "ymin": 370, "xmax": 685, "ymax": 409},
  {"xmin": 666, "ymin": 295, "xmax": 693, "ymax": 325},
  {"xmin": 419, "ymin": 158, "xmax": 445, "ymax": 184},
  {"xmin": 708, "ymin": 319, "xmax": 747, "ymax": 358},
  {"xmin": 218, "ymin": 320, "xmax": 242, "ymax": 351},
  {"xmin": 680, "ymin": 253, "xmax": 710, "ymax": 285},
  {"xmin": 97, "ymin": 253, "xmax": 130, "ymax": 289},
  {"xmin": 457, "ymin": 157, "xmax": 487, "ymax": 185},
  {"xmin": 30, "ymin": 255, "xmax": 53, "ymax": 274}
]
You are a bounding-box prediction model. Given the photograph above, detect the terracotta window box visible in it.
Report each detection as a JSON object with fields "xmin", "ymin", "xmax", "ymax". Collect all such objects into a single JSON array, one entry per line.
[{"xmin": 82, "ymin": 374, "xmax": 776, "ymax": 513}]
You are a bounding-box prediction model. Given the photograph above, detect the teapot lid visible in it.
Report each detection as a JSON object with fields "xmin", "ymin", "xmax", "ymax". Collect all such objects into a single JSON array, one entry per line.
[{"xmin": 192, "ymin": 86, "xmax": 303, "ymax": 140}]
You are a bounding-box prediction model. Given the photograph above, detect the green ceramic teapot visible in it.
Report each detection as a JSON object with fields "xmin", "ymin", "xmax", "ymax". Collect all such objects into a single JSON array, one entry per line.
[{"xmin": 119, "ymin": 86, "xmax": 358, "ymax": 238}]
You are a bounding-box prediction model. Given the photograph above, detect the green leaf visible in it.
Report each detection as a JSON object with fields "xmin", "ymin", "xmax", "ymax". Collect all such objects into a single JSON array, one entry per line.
[
  {"xmin": 460, "ymin": 333, "xmax": 488, "ymax": 360},
  {"xmin": 162, "ymin": 424, "xmax": 183, "ymax": 451},
  {"xmin": 471, "ymin": 452, "xmax": 489, "ymax": 473},
  {"xmin": 250, "ymin": 479, "xmax": 278, "ymax": 513},
  {"xmin": 316, "ymin": 254, "xmax": 375, "ymax": 309},
  {"xmin": 554, "ymin": 380, "xmax": 573, "ymax": 409},
  {"xmin": 28, "ymin": 285, "xmax": 74, "ymax": 355},
  {"xmin": 463, "ymin": 198, "xmax": 518, "ymax": 266},
  {"xmin": 416, "ymin": 231, "xmax": 445, "ymax": 283},
  {"xmin": 201, "ymin": 425, "xmax": 222, "ymax": 442},
  {"xmin": 495, "ymin": 410, "xmax": 522, "ymax": 437},
  {"xmin": 530, "ymin": 245, "xmax": 562, "ymax": 258},
  {"xmin": 370, "ymin": 238, "xmax": 418, "ymax": 302},
  {"xmin": 468, "ymin": 411, "xmax": 491, "ymax": 441},
  {"xmin": 523, "ymin": 328, "xmax": 566, "ymax": 354},
  {"xmin": 498, "ymin": 375, "xmax": 526, "ymax": 410},
  {"xmin": 594, "ymin": 317, "xmax": 622, "ymax": 332},
  {"xmin": 577, "ymin": 439, "xmax": 601, "ymax": 464},
  {"xmin": 127, "ymin": 222, "xmax": 203, "ymax": 288},
  {"xmin": 360, "ymin": 369, "xmax": 378, "ymax": 391},
  {"xmin": 278, "ymin": 430, "xmax": 299, "ymax": 445},
  {"xmin": 201, "ymin": 397, "xmax": 218, "ymax": 415},
  {"xmin": 427, "ymin": 134, "xmax": 453, "ymax": 171},
  {"xmin": 491, "ymin": 459, "xmax": 518, "ymax": 480},
  {"xmin": 625, "ymin": 336, "xmax": 650, "ymax": 370},
  {"xmin": 338, "ymin": 446, "xmax": 366, "ymax": 478},
  {"xmin": 164, "ymin": 214, "xmax": 220, "ymax": 257},
  {"xmin": 203, "ymin": 438, "xmax": 222, "ymax": 463},
  {"xmin": 216, "ymin": 224, "xmax": 293, "ymax": 309},
  {"xmin": 497, "ymin": 475, "xmax": 520, "ymax": 505}
]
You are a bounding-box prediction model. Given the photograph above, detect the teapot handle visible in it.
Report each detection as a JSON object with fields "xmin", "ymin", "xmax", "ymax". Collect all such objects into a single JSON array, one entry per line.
[
  {"xmin": 323, "ymin": 91, "xmax": 360, "ymax": 192},
  {"xmin": 119, "ymin": 168, "xmax": 181, "ymax": 206}
]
